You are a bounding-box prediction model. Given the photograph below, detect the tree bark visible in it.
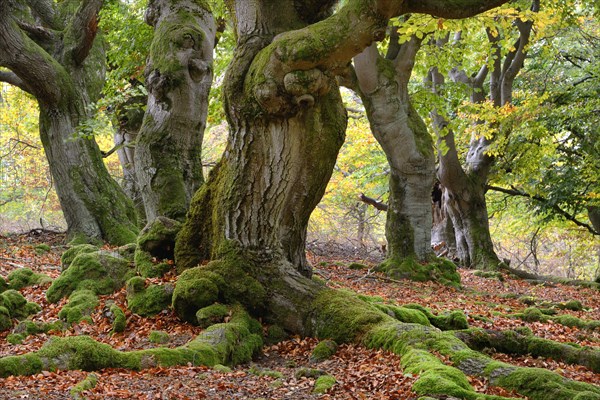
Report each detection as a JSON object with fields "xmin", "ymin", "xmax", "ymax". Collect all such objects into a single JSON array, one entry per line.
[
  {"xmin": 0, "ymin": 0, "xmax": 138, "ymax": 245},
  {"xmin": 134, "ymin": 0, "xmax": 216, "ymax": 222},
  {"xmin": 354, "ymin": 37, "xmax": 435, "ymax": 264}
]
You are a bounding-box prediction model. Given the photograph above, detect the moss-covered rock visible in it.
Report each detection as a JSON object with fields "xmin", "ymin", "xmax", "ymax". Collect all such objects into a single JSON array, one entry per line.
[
  {"xmin": 58, "ymin": 290, "xmax": 99, "ymax": 324},
  {"xmin": 60, "ymin": 244, "xmax": 100, "ymax": 271},
  {"xmin": 266, "ymin": 325, "xmax": 287, "ymax": 344},
  {"xmin": 47, "ymin": 250, "xmax": 135, "ymax": 303},
  {"xmin": 126, "ymin": 278, "xmax": 173, "ymax": 316},
  {"xmin": 311, "ymin": 339, "xmax": 338, "ymax": 362},
  {"xmin": 135, "ymin": 217, "xmax": 181, "ymax": 278},
  {"xmin": 34, "ymin": 244, "xmax": 52, "ymax": 254},
  {"xmin": 13, "ymin": 320, "xmax": 63, "ymax": 336},
  {"xmin": 196, "ymin": 303, "xmax": 230, "ymax": 328},
  {"xmin": 0, "ymin": 290, "xmax": 41, "ymax": 330},
  {"xmin": 172, "ymin": 256, "xmax": 267, "ymax": 324},
  {"xmin": 7, "ymin": 268, "xmax": 52, "ymax": 290},
  {"xmin": 313, "ymin": 374, "xmax": 336, "ymax": 394},
  {"xmin": 148, "ymin": 330, "xmax": 170, "ymax": 344},
  {"xmin": 376, "ymin": 257, "xmax": 460, "ymax": 287},
  {"xmin": 519, "ymin": 307, "xmax": 548, "ymax": 323},
  {"xmin": 559, "ymin": 300, "xmax": 584, "ymax": 311}
]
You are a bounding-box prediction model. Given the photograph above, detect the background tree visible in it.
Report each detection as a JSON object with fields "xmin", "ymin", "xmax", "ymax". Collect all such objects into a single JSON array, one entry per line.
[
  {"xmin": 134, "ymin": 0, "xmax": 216, "ymax": 222},
  {"xmin": 0, "ymin": 0, "xmax": 138, "ymax": 244},
  {"xmin": 425, "ymin": 0, "xmax": 539, "ymax": 269}
]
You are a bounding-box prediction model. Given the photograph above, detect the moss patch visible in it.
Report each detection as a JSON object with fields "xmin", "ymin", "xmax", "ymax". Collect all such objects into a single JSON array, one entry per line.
[
  {"xmin": 47, "ymin": 250, "xmax": 135, "ymax": 303},
  {"xmin": 313, "ymin": 374, "xmax": 336, "ymax": 394},
  {"xmin": 60, "ymin": 244, "xmax": 100, "ymax": 271},
  {"xmin": 7, "ymin": 268, "xmax": 52, "ymax": 290},
  {"xmin": 148, "ymin": 330, "xmax": 170, "ymax": 344},
  {"xmin": 0, "ymin": 290, "xmax": 41, "ymax": 330},
  {"xmin": 311, "ymin": 339, "xmax": 338, "ymax": 362},
  {"xmin": 126, "ymin": 278, "xmax": 173, "ymax": 317},
  {"xmin": 109, "ymin": 304, "xmax": 127, "ymax": 333},
  {"xmin": 70, "ymin": 372, "xmax": 98, "ymax": 399},
  {"xmin": 376, "ymin": 257, "xmax": 460, "ymax": 287},
  {"xmin": 58, "ymin": 290, "xmax": 99, "ymax": 324},
  {"xmin": 196, "ymin": 303, "xmax": 231, "ymax": 328}
]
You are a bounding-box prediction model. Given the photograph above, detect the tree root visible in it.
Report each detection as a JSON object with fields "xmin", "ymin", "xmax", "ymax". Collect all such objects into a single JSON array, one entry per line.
[{"xmin": 0, "ymin": 307, "xmax": 262, "ymax": 377}]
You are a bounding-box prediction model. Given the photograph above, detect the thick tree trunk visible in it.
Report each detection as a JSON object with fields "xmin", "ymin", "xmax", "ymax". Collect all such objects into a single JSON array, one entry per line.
[
  {"xmin": 0, "ymin": 0, "xmax": 138, "ymax": 245},
  {"xmin": 134, "ymin": 0, "xmax": 215, "ymax": 222},
  {"xmin": 355, "ymin": 39, "xmax": 435, "ymax": 263}
]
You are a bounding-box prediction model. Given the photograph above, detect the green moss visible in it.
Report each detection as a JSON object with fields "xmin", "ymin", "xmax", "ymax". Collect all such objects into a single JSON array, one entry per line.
[
  {"xmin": 519, "ymin": 307, "xmax": 548, "ymax": 323},
  {"xmin": 348, "ymin": 262, "xmax": 367, "ymax": 270},
  {"xmin": 473, "ymin": 270, "xmax": 504, "ymax": 281},
  {"xmin": 70, "ymin": 373, "xmax": 98, "ymax": 399},
  {"xmin": 110, "ymin": 304, "xmax": 126, "ymax": 333},
  {"xmin": 34, "ymin": 244, "xmax": 51, "ymax": 254},
  {"xmin": 249, "ymin": 364, "xmax": 284, "ymax": 379},
  {"xmin": 47, "ymin": 251, "xmax": 135, "ymax": 302},
  {"xmin": 196, "ymin": 303, "xmax": 230, "ymax": 328},
  {"xmin": 559, "ymin": 300, "xmax": 584, "ymax": 311},
  {"xmin": 0, "ymin": 290, "xmax": 40, "ymax": 327},
  {"xmin": 61, "ymin": 244, "xmax": 99, "ymax": 271},
  {"xmin": 295, "ymin": 367, "xmax": 325, "ymax": 379},
  {"xmin": 311, "ymin": 289, "xmax": 386, "ymax": 343},
  {"xmin": 311, "ymin": 339, "xmax": 338, "ymax": 362},
  {"xmin": 58, "ymin": 290, "xmax": 99, "ymax": 324},
  {"xmin": 7, "ymin": 268, "xmax": 52, "ymax": 290},
  {"xmin": 266, "ymin": 325, "xmax": 287, "ymax": 344},
  {"xmin": 172, "ymin": 256, "xmax": 267, "ymax": 323},
  {"xmin": 431, "ymin": 311, "xmax": 469, "ymax": 331},
  {"xmin": 148, "ymin": 330, "xmax": 170, "ymax": 344},
  {"xmin": 7, "ymin": 333, "xmax": 26, "ymax": 345},
  {"xmin": 13, "ymin": 320, "xmax": 63, "ymax": 335},
  {"xmin": 313, "ymin": 374, "xmax": 336, "ymax": 394},
  {"xmin": 126, "ymin": 279, "xmax": 173, "ymax": 317},
  {"xmin": 0, "ymin": 277, "xmax": 8, "ymax": 293},
  {"xmin": 135, "ymin": 217, "xmax": 181, "ymax": 277},
  {"xmin": 376, "ymin": 257, "xmax": 460, "ymax": 287},
  {"xmin": 375, "ymin": 304, "xmax": 431, "ymax": 326},
  {"xmin": 212, "ymin": 364, "xmax": 232, "ymax": 373}
]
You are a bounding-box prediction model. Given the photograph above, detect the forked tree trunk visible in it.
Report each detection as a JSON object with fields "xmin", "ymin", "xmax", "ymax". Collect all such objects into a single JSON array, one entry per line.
[
  {"xmin": 135, "ymin": 0, "xmax": 215, "ymax": 222},
  {"xmin": 354, "ymin": 38, "xmax": 435, "ymax": 264},
  {"xmin": 0, "ymin": 0, "xmax": 138, "ymax": 245}
]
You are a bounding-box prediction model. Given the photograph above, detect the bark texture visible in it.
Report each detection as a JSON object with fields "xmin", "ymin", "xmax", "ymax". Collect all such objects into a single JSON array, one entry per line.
[
  {"xmin": 354, "ymin": 37, "xmax": 435, "ymax": 263},
  {"xmin": 0, "ymin": 0, "xmax": 138, "ymax": 245},
  {"xmin": 135, "ymin": 0, "xmax": 216, "ymax": 222}
]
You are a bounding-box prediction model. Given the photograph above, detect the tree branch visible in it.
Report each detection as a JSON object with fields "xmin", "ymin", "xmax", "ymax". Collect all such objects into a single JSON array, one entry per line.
[
  {"xmin": 359, "ymin": 193, "xmax": 388, "ymax": 212},
  {"xmin": 404, "ymin": 0, "xmax": 509, "ymax": 19},
  {"xmin": 16, "ymin": 20, "xmax": 55, "ymax": 46},
  {"xmin": 487, "ymin": 185, "xmax": 599, "ymax": 235},
  {"xmin": 0, "ymin": 71, "xmax": 32, "ymax": 94},
  {"xmin": 25, "ymin": 0, "xmax": 59, "ymax": 30},
  {"xmin": 65, "ymin": 0, "xmax": 103, "ymax": 65}
]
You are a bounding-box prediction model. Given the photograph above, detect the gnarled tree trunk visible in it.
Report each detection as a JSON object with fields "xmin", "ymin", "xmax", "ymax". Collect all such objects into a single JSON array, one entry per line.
[
  {"xmin": 354, "ymin": 36, "xmax": 435, "ymax": 266},
  {"xmin": 0, "ymin": 0, "xmax": 138, "ymax": 245},
  {"xmin": 134, "ymin": 0, "xmax": 215, "ymax": 222}
]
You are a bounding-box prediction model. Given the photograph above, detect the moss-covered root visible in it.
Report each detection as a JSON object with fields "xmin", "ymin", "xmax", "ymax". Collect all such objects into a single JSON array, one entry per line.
[
  {"xmin": 0, "ymin": 289, "xmax": 41, "ymax": 331},
  {"xmin": 58, "ymin": 290, "xmax": 99, "ymax": 324},
  {"xmin": 365, "ymin": 323, "xmax": 600, "ymax": 400},
  {"xmin": 513, "ymin": 307, "xmax": 600, "ymax": 330},
  {"xmin": 311, "ymin": 290, "xmax": 599, "ymax": 400},
  {"xmin": 456, "ymin": 328, "xmax": 600, "ymax": 373},
  {"xmin": 70, "ymin": 372, "xmax": 98, "ymax": 400},
  {"xmin": 135, "ymin": 217, "xmax": 182, "ymax": 278},
  {"xmin": 126, "ymin": 277, "xmax": 173, "ymax": 316},
  {"xmin": 47, "ymin": 250, "xmax": 135, "ymax": 303},
  {"xmin": 7, "ymin": 268, "xmax": 52, "ymax": 290},
  {"xmin": 0, "ymin": 307, "xmax": 262, "ymax": 378},
  {"xmin": 376, "ymin": 256, "xmax": 461, "ymax": 287}
]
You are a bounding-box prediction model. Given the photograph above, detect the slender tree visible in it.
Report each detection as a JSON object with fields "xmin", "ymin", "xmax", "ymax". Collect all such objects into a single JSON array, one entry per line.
[{"xmin": 0, "ymin": 0, "xmax": 138, "ymax": 245}]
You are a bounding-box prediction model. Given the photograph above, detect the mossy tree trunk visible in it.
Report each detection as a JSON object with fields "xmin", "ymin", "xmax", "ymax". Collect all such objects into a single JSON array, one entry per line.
[
  {"xmin": 429, "ymin": 1, "xmax": 538, "ymax": 269},
  {"xmin": 0, "ymin": 0, "xmax": 138, "ymax": 245},
  {"xmin": 134, "ymin": 0, "xmax": 215, "ymax": 222},
  {"xmin": 354, "ymin": 36, "xmax": 435, "ymax": 267}
]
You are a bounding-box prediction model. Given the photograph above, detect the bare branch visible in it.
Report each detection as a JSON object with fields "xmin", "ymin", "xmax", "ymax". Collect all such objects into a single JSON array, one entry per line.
[
  {"xmin": 487, "ymin": 185, "xmax": 599, "ymax": 235},
  {"xmin": 404, "ymin": 0, "xmax": 509, "ymax": 19},
  {"xmin": 0, "ymin": 71, "xmax": 32, "ymax": 94},
  {"xmin": 16, "ymin": 20, "xmax": 55, "ymax": 46},
  {"xmin": 359, "ymin": 193, "xmax": 388, "ymax": 212}
]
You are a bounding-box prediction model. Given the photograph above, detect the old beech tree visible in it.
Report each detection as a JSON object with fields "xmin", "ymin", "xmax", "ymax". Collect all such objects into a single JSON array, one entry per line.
[
  {"xmin": 0, "ymin": 0, "xmax": 138, "ymax": 244},
  {"xmin": 1, "ymin": 1, "xmax": 599, "ymax": 399}
]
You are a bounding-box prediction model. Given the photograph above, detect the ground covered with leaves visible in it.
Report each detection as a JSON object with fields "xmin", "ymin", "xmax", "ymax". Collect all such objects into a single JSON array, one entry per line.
[{"xmin": 0, "ymin": 232, "xmax": 598, "ymax": 399}]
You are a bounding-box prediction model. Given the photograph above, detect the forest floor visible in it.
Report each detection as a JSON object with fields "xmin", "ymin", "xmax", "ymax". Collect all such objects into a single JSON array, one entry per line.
[{"xmin": 0, "ymin": 232, "xmax": 598, "ymax": 399}]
